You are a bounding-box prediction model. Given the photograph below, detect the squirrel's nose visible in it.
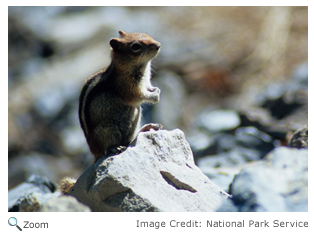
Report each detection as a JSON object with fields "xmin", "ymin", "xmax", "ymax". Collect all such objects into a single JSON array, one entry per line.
[{"xmin": 156, "ymin": 42, "xmax": 161, "ymax": 49}]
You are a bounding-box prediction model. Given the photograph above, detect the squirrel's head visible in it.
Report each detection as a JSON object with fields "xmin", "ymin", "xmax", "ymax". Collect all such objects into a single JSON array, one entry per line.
[{"xmin": 109, "ymin": 30, "xmax": 161, "ymax": 67}]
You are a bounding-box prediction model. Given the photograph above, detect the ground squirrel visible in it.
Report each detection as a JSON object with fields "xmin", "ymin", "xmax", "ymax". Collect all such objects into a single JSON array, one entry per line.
[{"xmin": 59, "ymin": 30, "xmax": 162, "ymax": 194}]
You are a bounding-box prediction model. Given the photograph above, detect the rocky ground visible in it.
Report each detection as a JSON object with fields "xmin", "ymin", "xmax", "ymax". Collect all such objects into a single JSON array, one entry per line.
[{"xmin": 8, "ymin": 6, "xmax": 308, "ymax": 212}]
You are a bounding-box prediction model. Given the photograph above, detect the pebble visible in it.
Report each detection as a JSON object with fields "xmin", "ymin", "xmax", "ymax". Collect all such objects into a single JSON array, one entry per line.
[{"xmin": 197, "ymin": 109, "xmax": 240, "ymax": 133}]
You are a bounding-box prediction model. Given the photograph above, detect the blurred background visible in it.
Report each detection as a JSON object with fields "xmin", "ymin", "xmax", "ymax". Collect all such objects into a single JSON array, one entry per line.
[{"xmin": 8, "ymin": 6, "xmax": 308, "ymax": 191}]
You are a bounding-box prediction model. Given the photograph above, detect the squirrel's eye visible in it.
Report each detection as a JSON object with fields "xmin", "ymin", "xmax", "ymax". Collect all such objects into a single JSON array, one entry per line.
[{"xmin": 131, "ymin": 43, "xmax": 142, "ymax": 52}]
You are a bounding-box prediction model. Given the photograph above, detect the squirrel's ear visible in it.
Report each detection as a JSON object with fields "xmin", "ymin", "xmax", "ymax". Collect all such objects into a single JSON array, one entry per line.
[
  {"xmin": 118, "ymin": 30, "xmax": 127, "ymax": 37},
  {"xmin": 110, "ymin": 38, "xmax": 121, "ymax": 51}
]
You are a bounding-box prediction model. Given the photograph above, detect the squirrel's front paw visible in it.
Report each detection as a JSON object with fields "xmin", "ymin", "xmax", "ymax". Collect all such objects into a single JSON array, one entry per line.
[
  {"xmin": 147, "ymin": 87, "xmax": 160, "ymax": 103},
  {"xmin": 149, "ymin": 86, "xmax": 160, "ymax": 94}
]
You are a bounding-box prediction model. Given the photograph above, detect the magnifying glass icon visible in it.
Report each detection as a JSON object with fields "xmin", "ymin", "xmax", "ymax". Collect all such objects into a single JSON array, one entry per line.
[{"xmin": 8, "ymin": 217, "xmax": 22, "ymax": 231}]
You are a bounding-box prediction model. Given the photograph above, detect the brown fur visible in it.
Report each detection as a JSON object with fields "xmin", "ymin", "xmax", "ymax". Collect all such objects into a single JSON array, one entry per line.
[
  {"xmin": 79, "ymin": 30, "xmax": 161, "ymax": 160},
  {"xmin": 59, "ymin": 31, "xmax": 162, "ymax": 194}
]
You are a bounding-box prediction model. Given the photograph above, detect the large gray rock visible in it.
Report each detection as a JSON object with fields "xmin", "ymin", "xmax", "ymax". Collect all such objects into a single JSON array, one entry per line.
[
  {"xmin": 70, "ymin": 129, "xmax": 229, "ymax": 212},
  {"xmin": 218, "ymin": 146, "xmax": 308, "ymax": 212}
]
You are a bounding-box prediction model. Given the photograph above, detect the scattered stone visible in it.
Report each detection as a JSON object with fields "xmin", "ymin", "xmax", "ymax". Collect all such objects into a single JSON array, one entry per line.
[
  {"xmin": 8, "ymin": 174, "xmax": 59, "ymax": 212},
  {"xmin": 288, "ymin": 125, "xmax": 308, "ymax": 148},
  {"xmin": 197, "ymin": 109, "xmax": 240, "ymax": 133},
  {"xmin": 261, "ymin": 89, "xmax": 307, "ymax": 120},
  {"xmin": 238, "ymin": 64, "xmax": 308, "ymax": 141},
  {"xmin": 196, "ymin": 126, "xmax": 276, "ymax": 161},
  {"xmin": 196, "ymin": 126, "xmax": 278, "ymax": 192},
  {"xmin": 199, "ymin": 165, "xmax": 247, "ymax": 192},
  {"xmin": 217, "ymin": 147, "xmax": 308, "ymax": 212},
  {"xmin": 198, "ymin": 151, "xmax": 247, "ymax": 168},
  {"xmin": 186, "ymin": 130, "xmax": 213, "ymax": 154},
  {"xmin": 234, "ymin": 126, "xmax": 278, "ymax": 161},
  {"xmin": 70, "ymin": 129, "xmax": 229, "ymax": 212},
  {"xmin": 40, "ymin": 195, "xmax": 91, "ymax": 212},
  {"xmin": 239, "ymin": 107, "xmax": 275, "ymax": 131}
]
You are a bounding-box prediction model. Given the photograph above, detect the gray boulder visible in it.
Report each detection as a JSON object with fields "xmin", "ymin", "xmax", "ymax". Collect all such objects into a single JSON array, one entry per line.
[
  {"xmin": 218, "ymin": 146, "xmax": 308, "ymax": 212},
  {"xmin": 70, "ymin": 129, "xmax": 229, "ymax": 212}
]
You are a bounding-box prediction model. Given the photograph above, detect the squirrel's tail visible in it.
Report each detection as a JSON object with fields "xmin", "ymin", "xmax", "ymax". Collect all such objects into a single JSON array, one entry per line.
[{"xmin": 59, "ymin": 177, "xmax": 76, "ymax": 195}]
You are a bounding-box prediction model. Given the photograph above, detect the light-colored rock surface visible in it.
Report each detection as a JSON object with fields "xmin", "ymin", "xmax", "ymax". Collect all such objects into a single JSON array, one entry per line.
[
  {"xmin": 218, "ymin": 146, "xmax": 308, "ymax": 212},
  {"xmin": 40, "ymin": 195, "xmax": 91, "ymax": 212},
  {"xmin": 70, "ymin": 129, "xmax": 229, "ymax": 212},
  {"xmin": 8, "ymin": 174, "xmax": 59, "ymax": 212}
]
